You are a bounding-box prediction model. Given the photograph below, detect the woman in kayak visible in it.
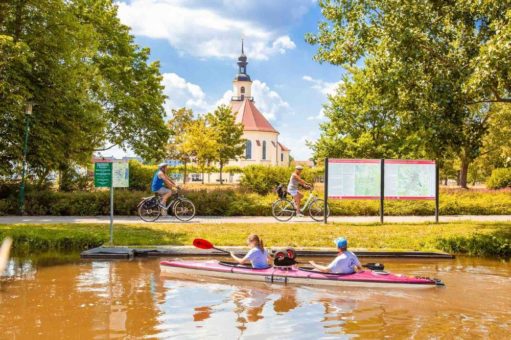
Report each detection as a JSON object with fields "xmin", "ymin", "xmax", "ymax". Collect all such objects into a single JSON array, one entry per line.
[
  {"xmin": 309, "ymin": 237, "xmax": 362, "ymax": 274},
  {"xmin": 230, "ymin": 234, "xmax": 271, "ymax": 269}
]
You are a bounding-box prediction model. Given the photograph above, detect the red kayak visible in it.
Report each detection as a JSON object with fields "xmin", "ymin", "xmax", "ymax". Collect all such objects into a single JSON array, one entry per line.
[{"xmin": 160, "ymin": 260, "xmax": 444, "ymax": 289}]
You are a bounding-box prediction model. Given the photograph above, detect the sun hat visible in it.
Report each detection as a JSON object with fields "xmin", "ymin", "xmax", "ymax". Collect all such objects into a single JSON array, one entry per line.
[
  {"xmin": 295, "ymin": 165, "xmax": 304, "ymax": 170},
  {"xmin": 158, "ymin": 162, "xmax": 168, "ymax": 168}
]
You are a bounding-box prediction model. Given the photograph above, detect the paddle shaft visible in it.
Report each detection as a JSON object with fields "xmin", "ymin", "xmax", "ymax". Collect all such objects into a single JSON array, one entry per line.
[{"xmin": 212, "ymin": 246, "xmax": 230, "ymax": 254}]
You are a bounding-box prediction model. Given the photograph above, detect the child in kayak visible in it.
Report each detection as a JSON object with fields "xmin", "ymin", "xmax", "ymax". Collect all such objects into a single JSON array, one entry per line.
[
  {"xmin": 309, "ymin": 237, "xmax": 362, "ymax": 274},
  {"xmin": 230, "ymin": 234, "xmax": 271, "ymax": 269}
]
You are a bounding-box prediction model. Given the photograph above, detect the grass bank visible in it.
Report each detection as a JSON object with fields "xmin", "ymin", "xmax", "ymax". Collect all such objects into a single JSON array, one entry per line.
[{"xmin": 1, "ymin": 222, "xmax": 510, "ymax": 258}]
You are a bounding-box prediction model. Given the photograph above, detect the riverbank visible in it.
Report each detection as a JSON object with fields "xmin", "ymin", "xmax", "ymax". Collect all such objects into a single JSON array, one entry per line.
[{"xmin": 1, "ymin": 221, "xmax": 510, "ymax": 258}]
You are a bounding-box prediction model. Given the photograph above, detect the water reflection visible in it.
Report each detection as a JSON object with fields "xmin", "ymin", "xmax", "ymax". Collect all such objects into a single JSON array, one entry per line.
[{"xmin": 0, "ymin": 257, "xmax": 510, "ymax": 339}]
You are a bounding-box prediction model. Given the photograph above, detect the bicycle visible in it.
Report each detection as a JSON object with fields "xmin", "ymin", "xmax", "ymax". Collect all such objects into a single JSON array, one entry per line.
[
  {"xmin": 272, "ymin": 185, "xmax": 330, "ymax": 222},
  {"xmin": 137, "ymin": 189, "xmax": 196, "ymax": 222}
]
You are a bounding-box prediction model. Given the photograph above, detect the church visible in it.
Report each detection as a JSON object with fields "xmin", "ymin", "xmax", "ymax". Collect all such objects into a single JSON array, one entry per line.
[
  {"xmin": 228, "ymin": 42, "xmax": 290, "ymax": 168},
  {"xmin": 188, "ymin": 43, "xmax": 291, "ymax": 183}
]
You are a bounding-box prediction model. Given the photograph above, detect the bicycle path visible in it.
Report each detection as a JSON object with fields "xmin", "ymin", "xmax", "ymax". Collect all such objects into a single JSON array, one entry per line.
[{"xmin": 0, "ymin": 215, "xmax": 510, "ymax": 224}]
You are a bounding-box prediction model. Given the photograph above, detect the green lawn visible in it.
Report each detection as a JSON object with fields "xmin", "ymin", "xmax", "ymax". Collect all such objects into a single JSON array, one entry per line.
[{"xmin": 1, "ymin": 221, "xmax": 510, "ymax": 257}]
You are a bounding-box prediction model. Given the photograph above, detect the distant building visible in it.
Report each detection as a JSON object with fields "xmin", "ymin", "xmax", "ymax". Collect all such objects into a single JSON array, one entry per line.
[{"xmin": 228, "ymin": 41, "xmax": 290, "ymax": 167}]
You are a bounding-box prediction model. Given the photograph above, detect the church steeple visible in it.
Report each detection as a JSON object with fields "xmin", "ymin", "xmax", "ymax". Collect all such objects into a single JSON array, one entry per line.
[
  {"xmin": 232, "ymin": 39, "xmax": 253, "ymax": 102},
  {"xmin": 235, "ymin": 39, "xmax": 250, "ymax": 81}
]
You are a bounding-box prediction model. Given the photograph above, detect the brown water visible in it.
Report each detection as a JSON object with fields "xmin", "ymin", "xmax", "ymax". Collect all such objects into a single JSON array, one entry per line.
[{"xmin": 1, "ymin": 256, "xmax": 510, "ymax": 339}]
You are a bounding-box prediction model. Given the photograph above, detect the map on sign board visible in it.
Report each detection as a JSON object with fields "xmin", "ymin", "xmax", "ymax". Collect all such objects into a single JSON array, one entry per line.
[
  {"xmin": 112, "ymin": 162, "xmax": 129, "ymax": 188},
  {"xmin": 327, "ymin": 160, "xmax": 381, "ymax": 198},
  {"xmin": 384, "ymin": 161, "xmax": 435, "ymax": 199}
]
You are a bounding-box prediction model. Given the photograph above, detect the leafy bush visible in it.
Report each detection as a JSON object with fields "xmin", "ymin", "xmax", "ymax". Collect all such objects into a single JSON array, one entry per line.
[
  {"xmin": 239, "ymin": 165, "xmax": 316, "ymax": 195},
  {"xmin": 487, "ymin": 168, "xmax": 511, "ymax": 189},
  {"xmin": 129, "ymin": 160, "xmax": 157, "ymax": 191}
]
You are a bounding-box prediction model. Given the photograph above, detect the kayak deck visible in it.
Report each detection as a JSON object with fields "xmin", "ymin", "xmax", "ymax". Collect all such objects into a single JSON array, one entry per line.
[{"xmin": 160, "ymin": 260, "xmax": 443, "ymax": 288}]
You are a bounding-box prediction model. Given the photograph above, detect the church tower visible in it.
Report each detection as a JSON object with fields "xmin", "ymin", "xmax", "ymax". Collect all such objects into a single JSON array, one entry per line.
[{"xmin": 231, "ymin": 40, "xmax": 253, "ymax": 102}]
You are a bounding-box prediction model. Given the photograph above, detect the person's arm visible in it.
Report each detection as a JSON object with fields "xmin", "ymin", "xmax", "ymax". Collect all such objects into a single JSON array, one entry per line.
[
  {"xmin": 308, "ymin": 260, "xmax": 331, "ymax": 273},
  {"xmin": 230, "ymin": 251, "xmax": 250, "ymax": 265},
  {"xmin": 353, "ymin": 258, "xmax": 362, "ymax": 272},
  {"xmin": 159, "ymin": 172, "xmax": 176, "ymax": 188},
  {"xmin": 294, "ymin": 174, "xmax": 311, "ymax": 188}
]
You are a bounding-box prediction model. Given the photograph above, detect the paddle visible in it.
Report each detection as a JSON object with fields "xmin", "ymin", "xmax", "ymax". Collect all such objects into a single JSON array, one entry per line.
[{"xmin": 193, "ymin": 238, "xmax": 230, "ymax": 254}]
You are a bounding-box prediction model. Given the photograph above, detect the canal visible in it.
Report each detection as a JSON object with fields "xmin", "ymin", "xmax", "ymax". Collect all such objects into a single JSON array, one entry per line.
[{"xmin": 1, "ymin": 256, "xmax": 510, "ymax": 338}]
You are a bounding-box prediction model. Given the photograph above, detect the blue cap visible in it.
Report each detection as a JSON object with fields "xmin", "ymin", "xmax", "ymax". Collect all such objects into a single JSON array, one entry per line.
[{"xmin": 334, "ymin": 237, "xmax": 348, "ymax": 249}]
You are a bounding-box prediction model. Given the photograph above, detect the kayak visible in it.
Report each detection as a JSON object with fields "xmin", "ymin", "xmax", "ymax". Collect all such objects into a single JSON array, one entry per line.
[{"xmin": 160, "ymin": 260, "xmax": 444, "ymax": 289}]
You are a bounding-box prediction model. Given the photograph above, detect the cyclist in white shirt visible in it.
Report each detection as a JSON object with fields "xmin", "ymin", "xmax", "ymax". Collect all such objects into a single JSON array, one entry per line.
[{"xmin": 309, "ymin": 237, "xmax": 362, "ymax": 274}]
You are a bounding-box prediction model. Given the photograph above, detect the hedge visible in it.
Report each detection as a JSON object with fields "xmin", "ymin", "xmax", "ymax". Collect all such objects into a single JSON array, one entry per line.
[
  {"xmin": 0, "ymin": 187, "xmax": 510, "ymax": 216},
  {"xmin": 487, "ymin": 168, "xmax": 511, "ymax": 189}
]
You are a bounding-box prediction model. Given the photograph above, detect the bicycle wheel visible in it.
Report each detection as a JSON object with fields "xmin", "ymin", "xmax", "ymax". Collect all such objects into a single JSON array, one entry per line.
[
  {"xmin": 309, "ymin": 199, "xmax": 330, "ymax": 222},
  {"xmin": 173, "ymin": 199, "xmax": 196, "ymax": 222},
  {"xmin": 272, "ymin": 199, "xmax": 295, "ymax": 222},
  {"xmin": 138, "ymin": 200, "xmax": 161, "ymax": 222}
]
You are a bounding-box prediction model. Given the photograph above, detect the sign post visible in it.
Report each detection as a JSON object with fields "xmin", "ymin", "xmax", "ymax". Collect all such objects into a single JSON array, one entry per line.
[
  {"xmin": 324, "ymin": 158, "xmax": 329, "ymax": 224},
  {"xmin": 380, "ymin": 159, "xmax": 385, "ymax": 224},
  {"xmin": 94, "ymin": 160, "xmax": 129, "ymax": 244}
]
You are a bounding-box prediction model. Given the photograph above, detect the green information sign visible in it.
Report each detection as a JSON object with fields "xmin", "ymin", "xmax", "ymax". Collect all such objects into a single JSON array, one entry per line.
[{"xmin": 94, "ymin": 162, "xmax": 112, "ymax": 187}]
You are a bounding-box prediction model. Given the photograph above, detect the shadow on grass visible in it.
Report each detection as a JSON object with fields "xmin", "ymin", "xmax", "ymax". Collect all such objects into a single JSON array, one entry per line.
[{"xmin": 437, "ymin": 227, "xmax": 511, "ymax": 259}]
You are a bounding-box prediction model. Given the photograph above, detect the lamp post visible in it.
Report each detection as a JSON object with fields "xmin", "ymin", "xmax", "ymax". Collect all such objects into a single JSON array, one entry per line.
[{"xmin": 18, "ymin": 102, "xmax": 33, "ymax": 215}]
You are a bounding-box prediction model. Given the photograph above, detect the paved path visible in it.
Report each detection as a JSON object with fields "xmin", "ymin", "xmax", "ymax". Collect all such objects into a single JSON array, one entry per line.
[{"xmin": 0, "ymin": 215, "xmax": 510, "ymax": 224}]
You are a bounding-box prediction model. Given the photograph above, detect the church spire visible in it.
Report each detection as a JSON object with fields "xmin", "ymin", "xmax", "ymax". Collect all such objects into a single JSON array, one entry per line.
[{"xmin": 232, "ymin": 39, "xmax": 253, "ymax": 102}]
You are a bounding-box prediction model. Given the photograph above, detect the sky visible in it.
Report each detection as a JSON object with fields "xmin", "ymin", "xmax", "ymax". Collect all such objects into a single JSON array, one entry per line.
[{"xmin": 109, "ymin": 0, "xmax": 344, "ymax": 160}]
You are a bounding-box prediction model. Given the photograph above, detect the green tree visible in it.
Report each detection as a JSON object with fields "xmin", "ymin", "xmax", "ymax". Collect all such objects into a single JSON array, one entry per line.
[
  {"xmin": 166, "ymin": 108, "xmax": 194, "ymax": 184},
  {"xmin": 306, "ymin": 0, "xmax": 511, "ymax": 188},
  {"xmin": 206, "ymin": 105, "xmax": 245, "ymax": 184},
  {"xmin": 181, "ymin": 118, "xmax": 219, "ymax": 184},
  {"xmin": 309, "ymin": 65, "xmax": 423, "ymax": 161},
  {"xmin": 0, "ymin": 0, "xmax": 168, "ymax": 185}
]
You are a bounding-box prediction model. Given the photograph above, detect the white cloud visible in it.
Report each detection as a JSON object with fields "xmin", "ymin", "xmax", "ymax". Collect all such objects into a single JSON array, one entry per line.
[
  {"xmin": 307, "ymin": 108, "xmax": 326, "ymax": 121},
  {"xmin": 162, "ymin": 72, "xmax": 209, "ymax": 114},
  {"xmin": 117, "ymin": 0, "xmax": 300, "ymax": 60},
  {"xmin": 303, "ymin": 75, "xmax": 341, "ymax": 97}
]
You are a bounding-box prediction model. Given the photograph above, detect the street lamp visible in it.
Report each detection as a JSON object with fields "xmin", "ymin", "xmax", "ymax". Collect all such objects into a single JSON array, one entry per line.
[{"xmin": 18, "ymin": 102, "xmax": 33, "ymax": 215}]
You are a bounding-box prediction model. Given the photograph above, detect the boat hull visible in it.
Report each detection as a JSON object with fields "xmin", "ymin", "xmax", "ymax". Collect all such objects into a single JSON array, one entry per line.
[{"xmin": 160, "ymin": 260, "xmax": 441, "ymax": 289}]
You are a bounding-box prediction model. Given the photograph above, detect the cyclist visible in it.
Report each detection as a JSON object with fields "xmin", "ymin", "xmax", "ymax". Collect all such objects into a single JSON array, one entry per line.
[
  {"xmin": 287, "ymin": 165, "xmax": 312, "ymax": 217},
  {"xmin": 151, "ymin": 162, "xmax": 177, "ymax": 213}
]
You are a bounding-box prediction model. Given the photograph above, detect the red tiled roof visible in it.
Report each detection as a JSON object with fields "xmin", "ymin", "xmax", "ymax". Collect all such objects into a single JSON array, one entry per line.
[
  {"xmin": 278, "ymin": 142, "xmax": 290, "ymax": 152},
  {"xmin": 231, "ymin": 99, "xmax": 278, "ymax": 133}
]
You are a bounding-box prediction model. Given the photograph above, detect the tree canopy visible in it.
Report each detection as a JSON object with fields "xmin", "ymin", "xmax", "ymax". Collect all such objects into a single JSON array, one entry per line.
[
  {"xmin": 307, "ymin": 0, "xmax": 511, "ymax": 187},
  {"xmin": 0, "ymin": 0, "xmax": 168, "ymax": 183}
]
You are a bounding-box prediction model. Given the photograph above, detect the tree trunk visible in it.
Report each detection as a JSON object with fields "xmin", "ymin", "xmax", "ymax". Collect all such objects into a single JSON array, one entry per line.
[
  {"xmin": 459, "ymin": 159, "xmax": 469, "ymax": 189},
  {"xmin": 219, "ymin": 162, "xmax": 223, "ymax": 185},
  {"xmin": 183, "ymin": 161, "xmax": 187, "ymax": 185}
]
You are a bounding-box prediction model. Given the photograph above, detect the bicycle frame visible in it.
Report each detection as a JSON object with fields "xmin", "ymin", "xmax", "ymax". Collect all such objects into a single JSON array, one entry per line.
[{"xmin": 289, "ymin": 189, "xmax": 317, "ymax": 213}]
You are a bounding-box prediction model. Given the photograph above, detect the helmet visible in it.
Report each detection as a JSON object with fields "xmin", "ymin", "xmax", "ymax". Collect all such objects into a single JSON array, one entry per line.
[
  {"xmin": 334, "ymin": 237, "xmax": 348, "ymax": 249},
  {"xmin": 295, "ymin": 165, "xmax": 304, "ymax": 170},
  {"xmin": 158, "ymin": 162, "xmax": 168, "ymax": 168}
]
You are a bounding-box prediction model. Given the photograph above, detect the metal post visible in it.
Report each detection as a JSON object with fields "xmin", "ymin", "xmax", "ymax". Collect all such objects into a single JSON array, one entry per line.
[
  {"xmin": 18, "ymin": 103, "xmax": 33, "ymax": 215},
  {"xmin": 324, "ymin": 157, "xmax": 329, "ymax": 224},
  {"xmin": 435, "ymin": 162, "xmax": 439, "ymax": 223},
  {"xmin": 109, "ymin": 184, "xmax": 114, "ymax": 244},
  {"xmin": 380, "ymin": 159, "xmax": 385, "ymax": 224}
]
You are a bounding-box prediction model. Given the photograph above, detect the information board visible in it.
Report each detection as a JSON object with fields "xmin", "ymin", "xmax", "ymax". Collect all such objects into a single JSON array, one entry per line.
[
  {"xmin": 327, "ymin": 159, "xmax": 381, "ymax": 199},
  {"xmin": 94, "ymin": 162, "xmax": 112, "ymax": 187},
  {"xmin": 112, "ymin": 162, "xmax": 129, "ymax": 188},
  {"xmin": 384, "ymin": 160, "xmax": 435, "ymax": 199}
]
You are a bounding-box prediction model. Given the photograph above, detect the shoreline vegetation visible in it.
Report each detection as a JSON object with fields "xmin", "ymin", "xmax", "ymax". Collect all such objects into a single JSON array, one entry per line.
[
  {"xmin": 1, "ymin": 187, "xmax": 511, "ymax": 217},
  {"xmin": 1, "ymin": 222, "xmax": 509, "ymax": 259}
]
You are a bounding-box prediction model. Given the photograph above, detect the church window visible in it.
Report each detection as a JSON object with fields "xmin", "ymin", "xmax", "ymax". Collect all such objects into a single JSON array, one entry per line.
[
  {"xmin": 262, "ymin": 141, "xmax": 267, "ymax": 160},
  {"xmin": 245, "ymin": 140, "xmax": 252, "ymax": 159},
  {"xmin": 241, "ymin": 87, "xmax": 245, "ymax": 94},
  {"xmin": 281, "ymin": 153, "xmax": 284, "ymax": 162}
]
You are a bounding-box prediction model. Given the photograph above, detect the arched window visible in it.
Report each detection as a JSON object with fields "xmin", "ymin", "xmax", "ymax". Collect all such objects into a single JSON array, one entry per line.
[
  {"xmin": 262, "ymin": 141, "xmax": 267, "ymax": 160},
  {"xmin": 245, "ymin": 140, "xmax": 252, "ymax": 159},
  {"xmin": 240, "ymin": 86, "xmax": 245, "ymax": 94}
]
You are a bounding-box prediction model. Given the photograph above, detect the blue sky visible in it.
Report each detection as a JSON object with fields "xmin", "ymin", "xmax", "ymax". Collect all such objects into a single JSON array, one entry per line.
[{"xmin": 112, "ymin": 0, "xmax": 343, "ymax": 160}]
